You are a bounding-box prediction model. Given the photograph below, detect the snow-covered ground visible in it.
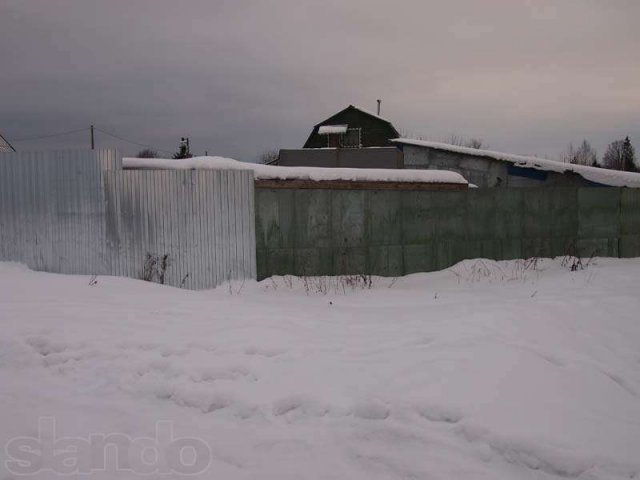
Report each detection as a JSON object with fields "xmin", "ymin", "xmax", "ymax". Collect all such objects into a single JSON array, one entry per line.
[{"xmin": 1, "ymin": 258, "xmax": 640, "ymax": 479}]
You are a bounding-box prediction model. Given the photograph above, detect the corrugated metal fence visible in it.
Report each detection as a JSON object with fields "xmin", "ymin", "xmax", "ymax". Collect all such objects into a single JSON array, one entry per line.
[
  {"xmin": 0, "ymin": 148, "xmax": 122, "ymax": 170},
  {"xmin": 0, "ymin": 150, "xmax": 108, "ymax": 275},
  {"xmin": 103, "ymin": 169, "xmax": 256, "ymax": 289},
  {"xmin": 0, "ymin": 149, "xmax": 256, "ymax": 289}
]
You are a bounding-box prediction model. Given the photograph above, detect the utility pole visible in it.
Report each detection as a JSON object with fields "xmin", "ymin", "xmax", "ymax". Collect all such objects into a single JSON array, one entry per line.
[
  {"xmin": 179, "ymin": 137, "xmax": 190, "ymax": 158},
  {"xmin": 90, "ymin": 125, "xmax": 95, "ymax": 150}
]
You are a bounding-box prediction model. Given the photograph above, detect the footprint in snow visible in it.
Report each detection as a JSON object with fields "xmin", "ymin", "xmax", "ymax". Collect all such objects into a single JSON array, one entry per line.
[{"xmin": 351, "ymin": 401, "xmax": 390, "ymax": 420}]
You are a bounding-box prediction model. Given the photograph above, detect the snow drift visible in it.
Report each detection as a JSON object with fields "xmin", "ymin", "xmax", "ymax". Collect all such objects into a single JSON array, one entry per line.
[{"xmin": 1, "ymin": 258, "xmax": 640, "ymax": 479}]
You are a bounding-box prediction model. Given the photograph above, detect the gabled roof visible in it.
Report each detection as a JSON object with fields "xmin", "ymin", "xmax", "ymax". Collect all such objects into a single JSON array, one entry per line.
[
  {"xmin": 304, "ymin": 105, "xmax": 400, "ymax": 148},
  {"xmin": 313, "ymin": 105, "xmax": 396, "ymax": 128},
  {"xmin": 393, "ymin": 138, "xmax": 640, "ymax": 188},
  {"xmin": 0, "ymin": 133, "xmax": 16, "ymax": 152}
]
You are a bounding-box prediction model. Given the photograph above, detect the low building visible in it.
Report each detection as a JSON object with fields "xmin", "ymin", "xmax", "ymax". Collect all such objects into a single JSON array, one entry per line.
[
  {"xmin": 393, "ymin": 138, "xmax": 640, "ymax": 188},
  {"xmin": 278, "ymin": 105, "xmax": 403, "ymax": 169},
  {"xmin": 278, "ymin": 147, "xmax": 403, "ymax": 169}
]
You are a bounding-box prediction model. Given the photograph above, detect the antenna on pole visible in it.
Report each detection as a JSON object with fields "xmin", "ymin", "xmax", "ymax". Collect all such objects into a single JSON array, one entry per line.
[
  {"xmin": 90, "ymin": 125, "xmax": 95, "ymax": 150},
  {"xmin": 376, "ymin": 99, "xmax": 381, "ymax": 116}
]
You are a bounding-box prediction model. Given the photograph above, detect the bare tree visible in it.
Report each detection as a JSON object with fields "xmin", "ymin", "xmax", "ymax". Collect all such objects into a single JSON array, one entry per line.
[
  {"xmin": 603, "ymin": 140, "xmax": 624, "ymax": 170},
  {"xmin": 563, "ymin": 140, "xmax": 597, "ymax": 166},
  {"xmin": 400, "ymin": 132, "xmax": 486, "ymax": 149},
  {"xmin": 399, "ymin": 129, "xmax": 425, "ymax": 140},
  {"xmin": 136, "ymin": 148, "xmax": 159, "ymax": 158},
  {"xmin": 603, "ymin": 137, "xmax": 636, "ymax": 171},
  {"xmin": 443, "ymin": 134, "xmax": 485, "ymax": 149},
  {"xmin": 465, "ymin": 138, "xmax": 485, "ymax": 149},
  {"xmin": 258, "ymin": 149, "xmax": 279, "ymax": 165},
  {"xmin": 443, "ymin": 134, "xmax": 465, "ymax": 147}
]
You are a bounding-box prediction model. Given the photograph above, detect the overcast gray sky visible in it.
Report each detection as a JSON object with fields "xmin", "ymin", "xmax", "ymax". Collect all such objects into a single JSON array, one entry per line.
[{"xmin": 1, "ymin": 0, "xmax": 639, "ymax": 161}]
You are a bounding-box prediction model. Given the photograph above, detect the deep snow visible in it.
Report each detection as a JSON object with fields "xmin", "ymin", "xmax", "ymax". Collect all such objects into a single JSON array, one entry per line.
[{"xmin": 1, "ymin": 258, "xmax": 640, "ymax": 479}]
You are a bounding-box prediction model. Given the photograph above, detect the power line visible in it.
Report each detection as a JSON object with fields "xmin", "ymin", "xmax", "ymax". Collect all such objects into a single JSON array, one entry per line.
[
  {"xmin": 94, "ymin": 127, "xmax": 173, "ymax": 155},
  {"xmin": 7, "ymin": 125, "xmax": 175, "ymax": 155},
  {"xmin": 0, "ymin": 133, "xmax": 16, "ymax": 152},
  {"xmin": 10, "ymin": 127, "xmax": 89, "ymax": 142}
]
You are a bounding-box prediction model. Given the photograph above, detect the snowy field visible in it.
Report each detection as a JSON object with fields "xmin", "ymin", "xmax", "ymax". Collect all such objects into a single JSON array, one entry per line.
[{"xmin": 1, "ymin": 258, "xmax": 640, "ymax": 479}]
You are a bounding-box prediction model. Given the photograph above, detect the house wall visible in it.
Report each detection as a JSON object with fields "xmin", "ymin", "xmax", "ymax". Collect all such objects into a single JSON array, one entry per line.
[
  {"xmin": 402, "ymin": 144, "xmax": 596, "ymax": 188},
  {"xmin": 255, "ymin": 187, "xmax": 640, "ymax": 279},
  {"xmin": 278, "ymin": 147, "xmax": 403, "ymax": 169},
  {"xmin": 304, "ymin": 108, "xmax": 399, "ymax": 148}
]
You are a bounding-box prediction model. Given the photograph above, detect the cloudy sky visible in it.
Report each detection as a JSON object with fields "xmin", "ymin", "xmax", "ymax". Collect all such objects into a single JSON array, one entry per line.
[{"xmin": 1, "ymin": 0, "xmax": 639, "ymax": 161}]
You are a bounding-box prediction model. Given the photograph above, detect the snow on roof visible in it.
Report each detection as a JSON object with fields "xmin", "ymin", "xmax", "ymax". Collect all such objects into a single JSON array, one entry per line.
[
  {"xmin": 393, "ymin": 138, "xmax": 640, "ymax": 188},
  {"xmin": 314, "ymin": 105, "xmax": 394, "ymax": 127},
  {"xmin": 349, "ymin": 105, "xmax": 393, "ymax": 124},
  {"xmin": 123, "ymin": 156, "xmax": 468, "ymax": 185},
  {"xmin": 318, "ymin": 125, "xmax": 349, "ymax": 135}
]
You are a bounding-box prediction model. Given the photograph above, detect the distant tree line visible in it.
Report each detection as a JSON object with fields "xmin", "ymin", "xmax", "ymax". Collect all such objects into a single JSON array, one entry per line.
[
  {"xmin": 602, "ymin": 136, "xmax": 636, "ymax": 172},
  {"xmin": 135, "ymin": 138, "xmax": 194, "ymax": 160},
  {"xmin": 442, "ymin": 134, "xmax": 486, "ymax": 150},
  {"xmin": 398, "ymin": 130, "xmax": 488, "ymax": 150},
  {"xmin": 564, "ymin": 136, "xmax": 636, "ymax": 172},
  {"xmin": 440, "ymin": 134, "xmax": 637, "ymax": 172},
  {"xmin": 440, "ymin": 133, "xmax": 637, "ymax": 172},
  {"xmin": 136, "ymin": 148, "xmax": 158, "ymax": 158},
  {"xmin": 257, "ymin": 149, "xmax": 279, "ymax": 165}
]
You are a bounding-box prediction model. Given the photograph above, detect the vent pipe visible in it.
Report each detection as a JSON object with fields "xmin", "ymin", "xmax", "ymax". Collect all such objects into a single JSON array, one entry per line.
[{"xmin": 376, "ymin": 99, "xmax": 381, "ymax": 116}]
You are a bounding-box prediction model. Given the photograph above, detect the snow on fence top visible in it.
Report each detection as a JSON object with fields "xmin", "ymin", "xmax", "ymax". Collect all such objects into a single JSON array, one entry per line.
[
  {"xmin": 122, "ymin": 156, "xmax": 468, "ymax": 185},
  {"xmin": 393, "ymin": 138, "xmax": 640, "ymax": 188}
]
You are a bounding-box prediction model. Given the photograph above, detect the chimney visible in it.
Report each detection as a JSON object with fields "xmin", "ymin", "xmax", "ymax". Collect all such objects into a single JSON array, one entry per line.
[{"xmin": 377, "ymin": 99, "xmax": 381, "ymax": 116}]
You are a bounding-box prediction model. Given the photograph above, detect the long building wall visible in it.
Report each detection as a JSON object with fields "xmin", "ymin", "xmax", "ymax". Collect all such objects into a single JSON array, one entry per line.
[
  {"xmin": 255, "ymin": 187, "xmax": 640, "ymax": 279},
  {"xmin": 0, "ymin": 150, "xmax": 256, "ymax": 289},
  {"xmin": 402, "ymin": 144, "xmax": 596, "ymax": 188},
  {"xmin": 278, "ymin": 147, "xmax": 403, "ymax": 169}
]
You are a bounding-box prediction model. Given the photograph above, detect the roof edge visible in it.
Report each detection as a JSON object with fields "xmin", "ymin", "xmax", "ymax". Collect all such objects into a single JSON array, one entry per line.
[
  {"xmin": 393, "ymin": 138, "xmax": 640, "ymax": 188},
  {"xmin": 0, "ymin": 133, "xmax": 16, "ymax": 152},
  {"xmin": 313, "ymin": 105, "xmax": 394, "ymax": 127}
]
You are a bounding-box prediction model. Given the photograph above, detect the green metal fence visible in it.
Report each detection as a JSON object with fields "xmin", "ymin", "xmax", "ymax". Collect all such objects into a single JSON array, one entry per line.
[{"xmin": 255, "ymin": 187, "xmax": 640, "ymax": 279}]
